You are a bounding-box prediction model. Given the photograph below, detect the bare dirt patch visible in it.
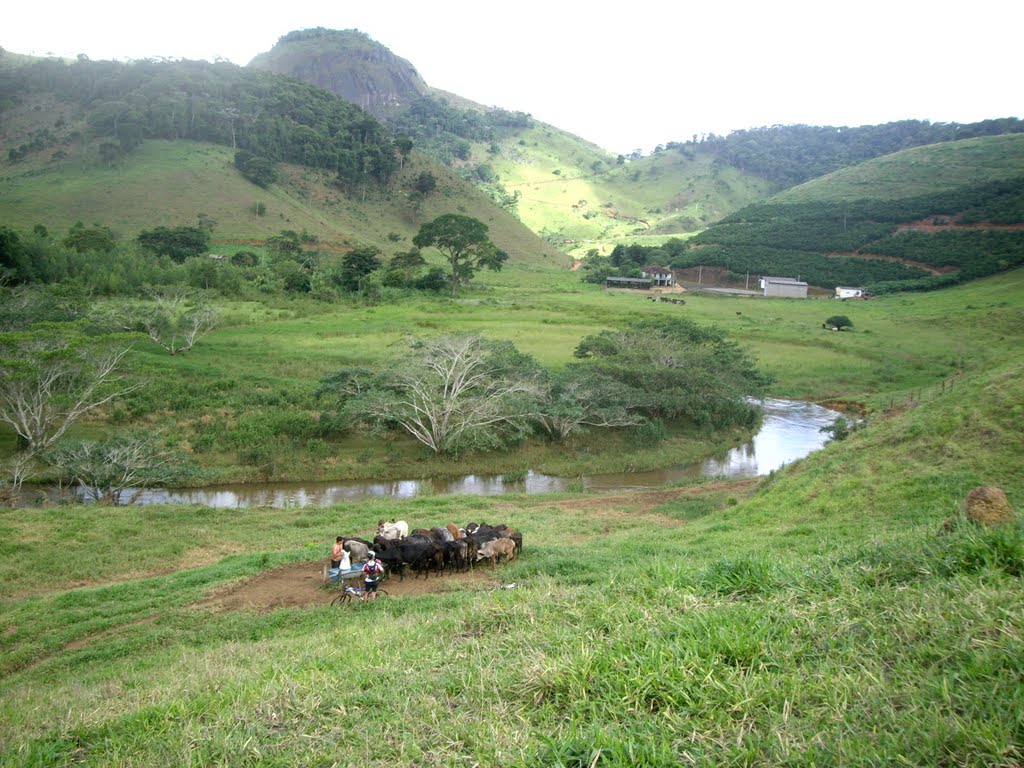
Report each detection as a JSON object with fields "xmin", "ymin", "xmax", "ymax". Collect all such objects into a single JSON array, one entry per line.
[{"xmin": 197, "ymin": 561, "xmax": 510, "ymax": 613}]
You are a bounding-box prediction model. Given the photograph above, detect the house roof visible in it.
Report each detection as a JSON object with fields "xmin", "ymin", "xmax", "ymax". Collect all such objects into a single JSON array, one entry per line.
[{"xmin": 762, "ymin": 276, "xmax": 807, "ymax": 285}]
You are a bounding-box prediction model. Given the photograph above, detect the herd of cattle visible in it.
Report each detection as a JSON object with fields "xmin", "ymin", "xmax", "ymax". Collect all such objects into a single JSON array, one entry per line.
[{"xmin": 341, "ymin": 519, "xmax": 522, "ymax": 579}]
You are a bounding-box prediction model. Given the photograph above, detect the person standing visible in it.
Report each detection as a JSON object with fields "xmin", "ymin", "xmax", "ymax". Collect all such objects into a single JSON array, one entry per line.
[
  {"xmin": 362, "ymin": 550, "xmax": 385, "ymax": 601},
  {"xmin": 330, "ymin": 537, "xmax": 346, "ymax": 569}
]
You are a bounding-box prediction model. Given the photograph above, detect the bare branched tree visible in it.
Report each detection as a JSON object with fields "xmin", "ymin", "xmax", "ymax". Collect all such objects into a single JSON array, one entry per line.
[
  {"xmin": 45, "ymin": 432, "xmax": 182, "ymax": 504},
  {"xmin": 103, "ymin": 289, "xmax": 218, "ymax": 355},
  {"xmin": 0, "ymin": 330, "xmax": 141, "ymax": 461},
  {"xmin": 347, "ymin": 334, "xmax": 542, "ymax": 454}
]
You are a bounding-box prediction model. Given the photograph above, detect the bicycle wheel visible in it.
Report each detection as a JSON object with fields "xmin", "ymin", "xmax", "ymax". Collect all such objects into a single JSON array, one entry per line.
[{"xmin": 331, "ymin": 591, "xmax": 353, "ymax": 606}]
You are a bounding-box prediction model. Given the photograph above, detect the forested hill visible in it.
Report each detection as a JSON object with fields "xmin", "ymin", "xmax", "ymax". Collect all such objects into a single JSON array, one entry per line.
[
  {"xmin": 684, "ymin": 118, "xmax": 1024, "ymax": 187},
  {"xmin": 0, "ymin": 55, "xmax": 400, "ymax": 188}
]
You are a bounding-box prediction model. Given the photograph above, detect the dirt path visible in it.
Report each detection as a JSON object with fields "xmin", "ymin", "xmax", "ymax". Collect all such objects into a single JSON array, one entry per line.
[
  {"xmin": 197, "ymin": 561, "xmax": 510, "ymax": 614},
  {"xmin": 826, "ymin": 250, "xmax": 952, "ymax": 275}
]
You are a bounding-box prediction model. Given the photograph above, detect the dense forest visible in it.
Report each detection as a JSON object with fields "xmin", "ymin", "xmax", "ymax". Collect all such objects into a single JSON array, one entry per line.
[
  {"xmin": 1, "ymin": 57, "xmax": 400, "ymax": 188},
  {"xmin": 665, "ymin": 118, "xmax": 1024, "ymax": 187}
]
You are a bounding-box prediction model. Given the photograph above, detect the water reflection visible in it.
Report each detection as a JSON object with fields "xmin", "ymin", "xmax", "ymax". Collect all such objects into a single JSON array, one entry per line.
[{"xmin": 74, "ymin": 398, "xmax": 839, "ymax": 508}]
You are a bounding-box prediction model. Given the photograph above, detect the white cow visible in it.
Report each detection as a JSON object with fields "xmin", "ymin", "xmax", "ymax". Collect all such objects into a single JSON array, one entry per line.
[{"xmin": 377, "ymin": 519, "xmax": 409, "ymax": 540}]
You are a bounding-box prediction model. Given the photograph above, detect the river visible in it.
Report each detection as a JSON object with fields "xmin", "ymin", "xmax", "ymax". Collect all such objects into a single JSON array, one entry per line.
[{"xmin": 73, "ymin": 398, "xmax": 839, "ymax": 508}]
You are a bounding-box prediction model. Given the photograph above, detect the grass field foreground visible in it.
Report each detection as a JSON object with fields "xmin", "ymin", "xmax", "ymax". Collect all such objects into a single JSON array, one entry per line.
[{"xmin": 1, "ymin": 321, "xmax": 1022, "ymax": 765}]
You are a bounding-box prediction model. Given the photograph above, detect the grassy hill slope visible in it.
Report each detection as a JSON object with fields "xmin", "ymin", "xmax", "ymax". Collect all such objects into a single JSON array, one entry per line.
[
  {"xmin": 472, "ymin": 126, "xmax": 773, "ymax": 257},
  {"xmin": 674, "ymin": 134, "xmax": 1024, "ymax": 292},
  {"xmin": 775, "ymin": 133, "xmax": 1024, "ymax": 203},
  {"xmin": 0, "ymin": 136, "xmax": 565, "ymax": 267},
  {"xmin": 1, "ymin": 271, "xmax": 1021, "ymax": 765}
]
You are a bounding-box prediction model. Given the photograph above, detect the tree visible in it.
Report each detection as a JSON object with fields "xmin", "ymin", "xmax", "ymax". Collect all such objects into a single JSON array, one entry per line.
[
  {"xmin": 574, "ymin": 316, "xmax": 771, "ymax": 428},
  {"xmin": 234, "ymin": 150, "xmax": 278, "ymax": 188},
  {"xmin": 266, "ymin": 230, "xmax": 305, "ymax": 262},
  {"xmin": 0, "ymin": 326, "xmax": 139, "ymax": 458},
  {"xmin": 62, "ymin": 222, "xmax": 115, "ymax": 254},
  {"xmin": 339, "ymin": 245, "xmax": 383, "ymax": 292},
  {"xmin": 108, "ymin": 289, "xmax": 218, "ymax": 355},
  {"xmin": 44, "ymin": 431, "xmax": 187, "ymax": 504},
  {"xmin": 534, "ymin": 367, "xmax": 647, "ymax": 441},
  {"xmin": 136, "ymin": 225, "xmax": 210, "ymax": 263},
  {"xmin": 394, "ymin": 136, "xmax": 413, "ymax": 169},
  {"xmin": 389, "ymin": 248, "xmax": 427, "ymax": 280},
  {"xmin": 412, "ymin": 214, "xmax": 509, "ymax": 296},
  {"xmin": 414, "ymin": 171, "xmax": 437, "ymax": 195},
  {"xmin": 824, "ymin": 315, "xmax": 854, "ymax": 331},
  {"xmin": 334, "ymin": 334, "xmax": 542, "ymax": 454}
]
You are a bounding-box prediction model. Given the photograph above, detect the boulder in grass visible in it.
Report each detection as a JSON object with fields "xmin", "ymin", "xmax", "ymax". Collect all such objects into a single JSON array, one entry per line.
[{"xmin": 963, "ymin": 486, "xmax": 1015, "ymax": 527}]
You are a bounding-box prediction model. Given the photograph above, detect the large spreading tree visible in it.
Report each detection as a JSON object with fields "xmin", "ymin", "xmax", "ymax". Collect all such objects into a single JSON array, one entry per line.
[
  {"xmin": 573, "ymin": 316, "xmax": 772, "ymax": 428},
  {"xmin": 412, "ymin": 214, "xmax": 508, "ymax": 296}
]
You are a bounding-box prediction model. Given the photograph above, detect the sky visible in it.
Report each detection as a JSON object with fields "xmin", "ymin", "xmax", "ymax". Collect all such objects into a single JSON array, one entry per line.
[{"xmin": 5, "ymin": 0, "xmax": 1022, "ymax": 155}]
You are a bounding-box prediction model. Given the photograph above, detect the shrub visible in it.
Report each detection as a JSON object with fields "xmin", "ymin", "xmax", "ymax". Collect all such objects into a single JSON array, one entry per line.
[{"xmin": 825, "ymin": 315, "xmax": 854, "ymax": 331}]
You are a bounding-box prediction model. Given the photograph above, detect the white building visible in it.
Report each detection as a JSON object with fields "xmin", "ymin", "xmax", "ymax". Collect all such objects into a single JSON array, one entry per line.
[
  {"xmin": 640, "ymin": 266, "xmax": 674, "ymax": 286},
  {"xmin": 759, "ymin": 276, "xmax": 808, "ymax": 299},
  {"xmin": 835, "ymin": 286, "xmax": 867, "ymax": 299}
]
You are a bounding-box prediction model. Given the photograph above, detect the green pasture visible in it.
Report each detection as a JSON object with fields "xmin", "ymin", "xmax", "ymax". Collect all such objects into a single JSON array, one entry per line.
[
  {"xmin": 5, "ymin": 264, "xmax": 1023, "ymax": 485},
  {"xmin": 1, "ymin": 347, "xmax": 1022, "ymax": 766}
]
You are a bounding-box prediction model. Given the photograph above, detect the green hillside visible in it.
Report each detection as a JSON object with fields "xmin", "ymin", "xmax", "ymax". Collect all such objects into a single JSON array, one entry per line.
[
  {"xmin": 0, "ymin": 57, "xmax": 564, "ymax": 267},
  {"xmin": 775, "ymin": 133, "xmax": 1024, "ymax": 203},
  {"xmin": 467, "ymin": 126, "xmax": 773, "ymax": 257},
  {"xmin": 0, "ymin": 139, "xmax": 563, "ymax": 267},
  {"xmin": 240, "ymin": 29, "xmax": 776, "ymax": 254},
  {"xmin": 628, "ymin": 134, "xmax": 1024, "ymax": 293}
]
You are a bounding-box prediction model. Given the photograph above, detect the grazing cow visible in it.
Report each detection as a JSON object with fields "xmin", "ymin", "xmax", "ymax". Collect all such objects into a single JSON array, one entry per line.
[
  {"xmin": 377, "ymin": 519, "xmax": 409, "ymax": 540},
  {"xmin": 501, "ymin": 528, "xmax": 523, "ymax": 555},
  {"xmin": 476, "ymin": 538, "xmax": 516, "ymax": 568},
  {"xmin": 446, "ymin": 522, "xmax": 463, "ymax": 540}
]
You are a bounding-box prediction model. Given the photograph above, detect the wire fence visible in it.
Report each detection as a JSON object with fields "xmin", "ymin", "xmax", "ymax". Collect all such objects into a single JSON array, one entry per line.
[{"xmin": 882, "ymin": 376, "xmax": 958, "ymax": 412}]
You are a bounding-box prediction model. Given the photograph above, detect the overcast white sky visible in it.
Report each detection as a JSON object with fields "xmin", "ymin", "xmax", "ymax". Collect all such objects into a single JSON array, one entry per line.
[{"xmin": 5, "ymin": 0, "xmax": 1022, "ymax": 154}]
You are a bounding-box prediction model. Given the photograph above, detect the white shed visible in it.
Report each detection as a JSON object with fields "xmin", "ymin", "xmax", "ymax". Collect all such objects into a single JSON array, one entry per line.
[
  {"xmin": 760, "ymin": 276, "xmax": 808, "ymax": 299},
  {"xmin": 835, "ymin": 286, "xmax": 867, "ymax": 299}
]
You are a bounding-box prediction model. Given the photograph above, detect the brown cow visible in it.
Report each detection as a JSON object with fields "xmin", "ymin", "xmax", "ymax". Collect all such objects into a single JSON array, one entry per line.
[{"xmin": 476, "ymin": 538, "xmax": 516, "ymax": 568}]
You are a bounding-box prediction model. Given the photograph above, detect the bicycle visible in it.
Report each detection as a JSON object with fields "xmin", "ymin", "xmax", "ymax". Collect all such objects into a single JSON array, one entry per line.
[{"xmin": 331, "ymin": 583, "xmax": 389, "ymax": 606}]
